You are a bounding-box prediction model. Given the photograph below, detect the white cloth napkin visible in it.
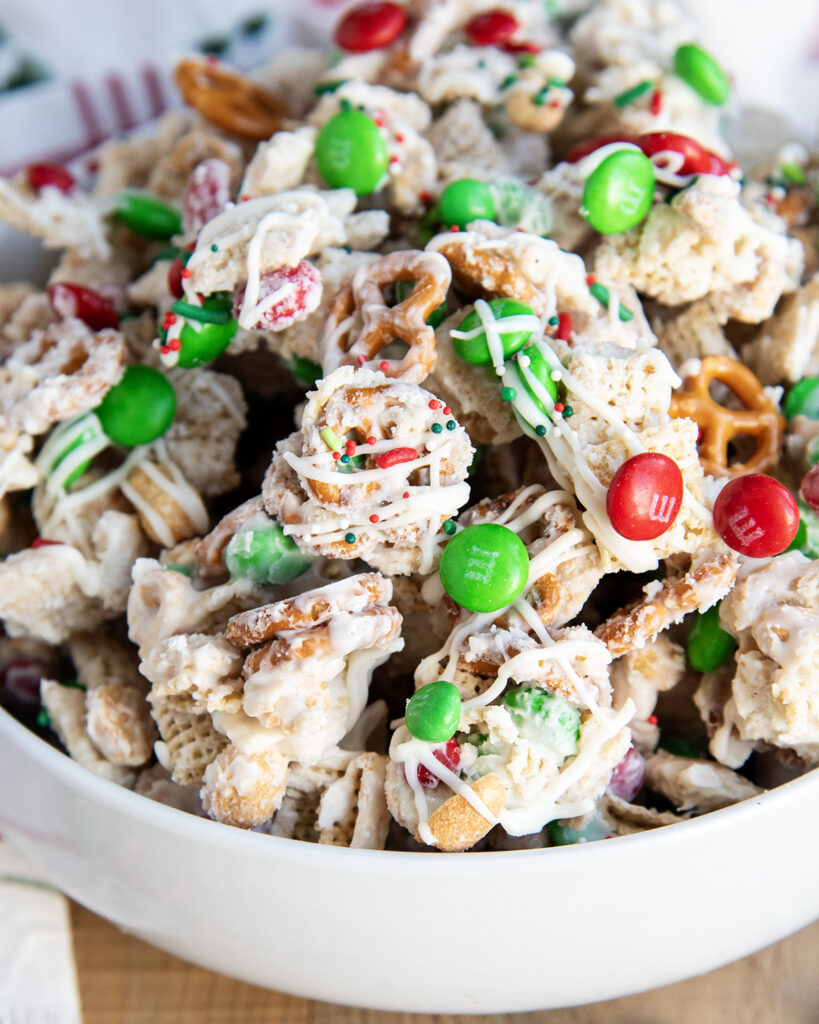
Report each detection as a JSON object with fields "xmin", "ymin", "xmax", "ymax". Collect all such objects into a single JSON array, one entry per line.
[{"xmin": 0, "ymin": 837, "xmax": 82, "ymax": 1024}]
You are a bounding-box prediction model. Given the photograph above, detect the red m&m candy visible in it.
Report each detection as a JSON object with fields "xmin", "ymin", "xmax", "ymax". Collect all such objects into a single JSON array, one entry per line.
[
  {"xmin": 800, "ymin": 465, "xmax": 819, "ymax": 515},
  {"xmin": 564, "ymin": 134, "xmax": 636, "ymax": 164},
  {"xmin": 606, "ymin": 453, "xmax": 684, "ymax": 541},
  {"xmin": 47, "ymin": 282, "xmax": 119, "ymax": 331},
  {"xmin": 26, "ymin": 162, "xmax": 77, "ymax": 195},
  {"xmin": 464, "ymin": 9, "xmax": 519, "ymax": 46},
  {"xmin": 713, "ymin": 474, "xmax": 799, "ymax": 557},
  {"xmin": 334, "ymin": 2, "xmax": 408, "ymax": 53},
  {"xmin": 416, "ymin": 738, "xmax": 460, "ymax": 788},
  {"xmin": 636, "ymin": 132, "xmax": 733, "ymax": 177}
]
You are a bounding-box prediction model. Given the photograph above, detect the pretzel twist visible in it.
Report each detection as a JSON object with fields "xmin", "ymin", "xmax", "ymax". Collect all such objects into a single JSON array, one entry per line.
[
  {"xmin": 669, "ymin": 356, "xmax": 785, "ymax": 477},
  {"xmin": 320, "ymin": 251, "xmax": 450, "ymax": 384},
  {"xmin": 174, "ymin": 58, "xmax": 286, "ymax": 141}
]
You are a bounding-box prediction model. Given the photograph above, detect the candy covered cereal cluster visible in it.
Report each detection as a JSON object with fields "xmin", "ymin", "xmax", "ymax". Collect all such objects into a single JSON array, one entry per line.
[{"xmin": 1, "ymin": 0, "xmax": 818, "ymax": 852}]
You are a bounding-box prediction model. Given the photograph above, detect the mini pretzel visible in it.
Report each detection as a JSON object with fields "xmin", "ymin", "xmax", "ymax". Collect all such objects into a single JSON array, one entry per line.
[
  {"xmin": 669, "ymin": 355, "xmax": 785, "ymax": 477},
  {"xmin": 174, "ymin": 58, "xmax": 286, "ymax": 141},
  {"xmin": 225, "ymin": 574, "xmax": 391, "ymax": 647},
  {"xmin": 320, "ymin": 251, "xmax": 450, "ymax": 385}
]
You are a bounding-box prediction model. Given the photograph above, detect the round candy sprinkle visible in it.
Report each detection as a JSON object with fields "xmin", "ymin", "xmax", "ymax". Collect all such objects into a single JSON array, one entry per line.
[
  {"xmin": 315, "ymin": 108, "xmax": 388, "ymax": 196},
  {"xmin": 439, "ymin": 178, "xmax": 496, "ymax": 230},
  {"xmin": 452, "ymin": 297, "xmax": 536, "ymax": 365},
  {"xmin": 673, "ymin": 43, "xmax": 730, "ymax": 105},
  {"xmin": 464, "ymin": 9, "xmax": 519, "ymax": 46},
  {"xmin": 95, "ymin": 366, "xmax": 176, "ymax": 447},
  {"xmin": 112, "ymin": 191, "xmax": 182, "ymax": 239},
  {"xmin": 784, "ymin": 377, "xmax": 819, "ymax": 421},
  {"xmin": 801, "ymin": 465, "xmax": 819, "ymax": 515},
  {"xmin": 405, "ymin": 680, "xmax": 462, "ymax": 743},
  {"xmin": 439, "ymin": 522, "xmax": 529, "ymax": 612},
  {"xmin": 225, "ymin": 522, "xmax": 313, "ymax": 585},
  {"xmin": 26, "ymin": 162, "xmax": 76, "ymax": 195},
  {"xmin": 687, "ymin": 603, "xmax": 737, "ymax": 673},
  {"xmin": 713, "ymin": 474, "xmax": 799, "ymax": 557},
  {"xmin": 345, "ymin": 532, "xmax": 357, "ymax": 545},
  {"xmin": 47, "ymin": 282, "xmax": 119, "ymax": 331},
  {"xmin": 443, "ymin": 520, "xmax": 457, "ymax": 535},
  {"xmin": 334, "ymin": 2, "xmax": 407, "ymax": 53},
  {"xmin": 416, "ymin": 738, "xmax": 460, "ymax": 788},
  {"xmin": 581, "ymin": 149, "xmax": 655, "ymax": 235},
  {"xmin": 431, "ymin": 422, "xmax": 443, "ymax": 434},
  {"xmin": 606, "ymin": 453, "xmax": 684, "ymax": 541}
]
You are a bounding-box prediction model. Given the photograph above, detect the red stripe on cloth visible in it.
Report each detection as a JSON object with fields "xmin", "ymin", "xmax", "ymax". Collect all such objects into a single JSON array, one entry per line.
[
  {"xmin": 70, "ymin": 79, "xmax": 106, "ymax": 149},
  {"xmin": 105, "ymin": 73, "xmax": 136, "ymax": 131},
  {"xmin": 141, "ymin": 64, "xmax": 166, "ymax": 118}
]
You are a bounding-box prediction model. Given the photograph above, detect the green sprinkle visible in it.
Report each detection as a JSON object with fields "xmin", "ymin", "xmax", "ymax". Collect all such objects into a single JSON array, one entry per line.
[
  {"xmin": 547, "ymin": 77, "xmax": 566, "ymax": 89},
  {"xmin": 60, "ymin": 679, "xmax": 87, "ymax": 691},
  {"xmin": 548, "ymin": 316, "xmax": 559, "ymax": 326},
  {"xmin": 345, "ymin": 532, "xmax": 356, "ymax": 544},
  {"xmin": 210, "ymin": 243, "xmax": 218, "ymax": 252},
  {"xmin": 501, "ymin": 386, "xmax": 517, "ymax": 401},
  {"xmin": 533, "ymin": 89, "xmax": 547, "ymax": 106},
  {"xmin": 170, "ymin": 299, "xmax": 231, "ymax": 325},
  {"xmin": 166, "ymin": 564, "xmax": 194, "ymax": 577},
  {"xmin": 618, "ymin": 304, "xmax": 634, "ymax": 322},
  {"xmin": 340, "ymin": 453, "xmax": 351, "ymax": 464},
  {"xmin": 613, "ymin": 79, "xmax": 653, "ymax": 108},
  {"xmin": 535, "ymin": 424, "xmax": 547, "ymax": 435},
  {"xmin": 518, "ymin": 55, "xmax": 537, "ymax": 69},
  {"xmin": 500, "ymin": 74, "xmax": 518, "ymax": 89},
  {"xmin": 443, "ymin": 520, "xmax": 457, "ymax": 536},
  {"xmin": 781, "ymin": 162, "xmax": 807, "ymax": 186},
  {"xmin": 314, "ymin": 78, "xmax": 349, "ymax": 95},
  {"xmin": 446, "ymin": 420, "xmax": 457, "ymax": 430},
  {"xmin": 340, "ymin": 97, "xmax": 353, "ymax": 112},
  {"xmin": 431, "ymin": 422, "xmax": 443, "ymax": 434},
  {"xmin": 563, "ymin": 406, "xmax": 573, "ymax": 418},
  {"xmin": 320, "ymin": 427, "xmax": 343, "ymax": 451},
  {"xmin": 590, "ymin": 281, "xmax": 634, "ymax": 321},
  {"xmin": 36, "ymin": 709, "xmax": 50, "ymax": 728}
]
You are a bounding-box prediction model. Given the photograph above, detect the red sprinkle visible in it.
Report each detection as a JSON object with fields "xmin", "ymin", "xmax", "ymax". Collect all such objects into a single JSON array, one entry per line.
[
  {"xmin": 180, "ymin": 268, "xmax": 192, "ymax": 279},
  {"xmin": 449, "ymin": 225, "xmax": 460, "ymax": 232},
  {"xmin": 647, "ymin": 715, "xmax": 658, "ymax": 726},
  {"xmin": 556, "ymin": 313, "xmax": 573, "ymax": 342},
  {"xmin": 168, "ymin": 338, "xmax": 181, "ymax": 351},
  {"xmin": 428, "ymin": 399, "xmax": 442, "ymax": 410},
  {"xmin": 501, "ymin": 40, "xmax": 540, "ymax": 54},
  {"xmin": 376, "ymin": 447, "xmax": 418, "ymax": 470},
  {"xmin": 554, "ymin": 402, "xmax": 565, "ymax": 413},
  {"xmin": 420, "ymin": 191, "xmax": 432, "ymax": 204},
  {"xmin": 345, "ymin": 440, "xmax": 357, "ymax": 451},
  {"xmin": 649, "ymin": 90, "xmax": 663, "ymax": 117},
  {"xmin": 585, "ymin": 275, "xmax": 596, "ymax": 286},
  {"xmin": 402, "ymin": 491, "xmax": 410, "ymax": 499},
  {"xmin": 389, "ymin": 155, "xmax": 399, "ymax": 164},
  {"xmin": 26, "ymin": 162, "xmax": 77, "ymax": 195},
  {"xmin": 366, "ymin": 436, "xmax": 377, "ymax": 446},
  {"xmin": 32, "ymin": 538, "xmax": 64, "ymax": 549},
  {"xmin": 240, "ymin": 194, "xmax": 250, "ymax": 202},
  {"xmin": 369, "ymin": 514, "xmax": 380, "ymax": 524},
  {"xmin": 332, "ymin": 452, "xmax": 341, "ymax": 461},
  {"xmin": 379, "ymin": 360, "xmax": 390, "ymax": 371},
  {"xmin": 395, "ymin": 133, "xmax": 404, "ymax": 143},
  {"xmin": 356, "ymin": 354, "xmax": 367, "ymax": 366},
  {"xmin": 443, "ymin": 406, "xmax": 452, "ymax": 415}
]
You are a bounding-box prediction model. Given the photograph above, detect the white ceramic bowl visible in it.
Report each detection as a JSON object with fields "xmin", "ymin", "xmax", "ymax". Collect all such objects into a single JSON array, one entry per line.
[{"xmin": 1, "ymin": 704, "xmax": 818, "ymax": 1014}]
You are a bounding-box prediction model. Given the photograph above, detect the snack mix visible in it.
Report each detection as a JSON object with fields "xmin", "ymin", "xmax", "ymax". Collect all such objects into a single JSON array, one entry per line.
[{"xmin": 2, "ymin": 0, "xmax": 819, "ymax": 853}]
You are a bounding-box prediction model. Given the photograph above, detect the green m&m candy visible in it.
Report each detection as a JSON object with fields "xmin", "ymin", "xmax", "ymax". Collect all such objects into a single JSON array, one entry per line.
[
  {"xmin": 96, "ymin": 366, "xmax": 176, "ymax": 447},
  {"xmin": 439, "ymin": 178, "xmax": 496, "ymax": 230},
  {"xmin": 439, "ymin": 522, "xmax": 529, "ymax": 612},
  {"xmin": 673, "ymin": 43, "xmax": 730, "ymax": 106},
  {"xmin": 581, "ymin": 149, "xmax": 655, "ymax": 235},
  {"xmin": 503, "ymin": 684, "xmax": 580, "ymax": 758},
  {"xmin": 507, "ymin": 343, "xmax": 559, "ymax": 417},
  {"xmin": 286, "ymin": 356, "xmax": 323, "ymax": 387},
  {"xmin": 784, "ymin": 377, "xmax": 819, "ymax": 421},
  {"xmin": 786, "ymin": 502, "xmax": 819, "ymax": 559},
  {"xmin": 548, "ymin": 816, "xmax": 611, "ymax": 846},
  {"xmin": 112, "ymin": 191, "xmax": 182, "ymax": 240},
  {"xmin": 405, "ymin": 680, "xmax": 462, "ymax": 743},
  {"xmin": 315, "ymin": 107, "xmax": 388, "ymax": 196},
  {"xmin": 452, "ymin": 298, "xmax": 537, "ymax": 365},
  {"xmin": 50, "ymin": 414, "xmax": 102, "ymax": 487},
  {"xmin": 687, "ymin": 602, "xmax": 737, "ymax": 673},
  {"xmin": 225, "ymin": 521, "xmax": 314, "ymax": 585}
]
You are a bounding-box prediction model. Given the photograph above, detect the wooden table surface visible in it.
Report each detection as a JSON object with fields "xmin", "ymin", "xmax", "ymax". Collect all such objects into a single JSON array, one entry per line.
[{"xmin": 71, "ymin": 903, "xmax": 819, "ymax": 1024}]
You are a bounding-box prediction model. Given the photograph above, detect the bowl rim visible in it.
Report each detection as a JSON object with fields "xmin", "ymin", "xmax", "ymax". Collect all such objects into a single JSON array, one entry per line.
[{"xmin": 3, "ymin": 702, "xmax": 817, "ymax": 868}]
